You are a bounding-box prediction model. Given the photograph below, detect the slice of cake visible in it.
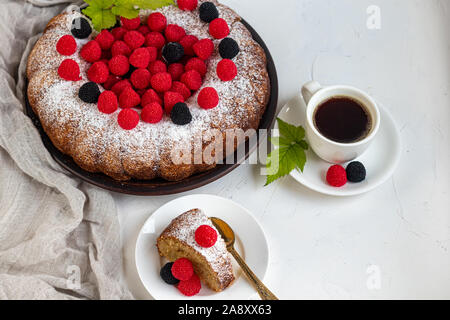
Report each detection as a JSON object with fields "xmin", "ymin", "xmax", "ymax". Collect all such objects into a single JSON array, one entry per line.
[{"xmin": 157, "ymin": 209, "xmax": 234, "ymax": 292}]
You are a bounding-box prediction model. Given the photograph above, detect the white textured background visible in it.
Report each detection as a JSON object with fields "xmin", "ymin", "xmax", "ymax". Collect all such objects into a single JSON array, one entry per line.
[{"xmin": 116, "ymin": 0, "xmax": 450, "ymax": 299}]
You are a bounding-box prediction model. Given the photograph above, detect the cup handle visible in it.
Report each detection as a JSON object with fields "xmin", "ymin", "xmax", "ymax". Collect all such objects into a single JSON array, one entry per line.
[{"xmin": 301, "ymin": 81, "xmax": 322, "ymax": 105}]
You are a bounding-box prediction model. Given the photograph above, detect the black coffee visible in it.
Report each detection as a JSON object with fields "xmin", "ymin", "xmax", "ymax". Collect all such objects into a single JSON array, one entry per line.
[{"xmin": 313, "ymin": 97, "xmax": 371, "ymax": 143}]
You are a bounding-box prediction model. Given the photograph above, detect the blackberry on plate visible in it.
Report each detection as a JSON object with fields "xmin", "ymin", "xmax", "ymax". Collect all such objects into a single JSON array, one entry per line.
[
  {"xmin": 160, "ymin": 262, "xmax": 180, "ymax": 285},
  {"xmin": 162, "ymin": 42, "xmax": 185, "ymax": 64},
  {"xmin": 171, "ymin": 102, "xmax": 192, "ymax": 125},
  {"xmin": 78, "ymin": 82, "xmax": 100, "ymax": 103},
  {"xmin": 199, "ymin": 2, "xmax": 219, "ymax": 23},
  {"xmin": 71, "ymin": 18, "xmax": 92, "ymax": 39},
  {"xmin": 346, "ymin": 161, "xmax": 366, "ymax": 183},
  {"xmin": 219, "ymin": 38, "xmax": 240, "ymax": 59}
]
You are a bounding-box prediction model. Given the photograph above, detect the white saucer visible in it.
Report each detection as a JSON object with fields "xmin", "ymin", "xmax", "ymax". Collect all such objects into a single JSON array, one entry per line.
[
  {"xmin": 274, "ymin": 94, "xmax": 401, "ymax": 196},
  {"xmin": 135, "ymin": 194, "xmax": 269, "ymax": 300}
]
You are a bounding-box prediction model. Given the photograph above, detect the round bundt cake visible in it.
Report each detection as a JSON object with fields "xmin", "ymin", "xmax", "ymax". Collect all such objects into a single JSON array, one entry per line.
[{"xmin": 26, "ymin": 0, "xmax": 270, "ymax": 181}]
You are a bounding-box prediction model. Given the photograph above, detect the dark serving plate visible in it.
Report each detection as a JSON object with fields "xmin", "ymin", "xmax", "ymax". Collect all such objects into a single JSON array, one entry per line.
[{"xmin": 25, "ymin": 19, "xmax": 278, "ymax": 196}]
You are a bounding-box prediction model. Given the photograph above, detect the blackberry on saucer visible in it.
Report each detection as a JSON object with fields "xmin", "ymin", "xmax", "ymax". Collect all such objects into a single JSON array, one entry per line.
[
  {"xmin": 160, "ymin": 262, "xmax": 180, "ymax": 285},
  {"xmin": 346, "ymin": 161, "xmax": 366, "ymax": 183}
]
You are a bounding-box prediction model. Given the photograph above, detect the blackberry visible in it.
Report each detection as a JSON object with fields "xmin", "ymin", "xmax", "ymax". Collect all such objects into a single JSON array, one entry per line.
[
  {"xmin": 160, "ymin": 262, "xmax": 180, "ymax": 285},
  {"xmin": 171, "ymin": 102, "xmax": 192, "ymax": 125},
  {"xmin": 162, "ymin": 42, "xmax": 185, "ymax": 64},
  {"xmin": 346, "ymin": 161, "xmax": 366, "ymax": 183},
  {"xmin": 71, "ymin": 18, "xmax": 92, "ymax": 39},
  {"xmin": 78, "ymin": 82, "xmax": 100, "ymax": 103},
  {"xmin": 219, "ymin": 38, "xmax": 240, "ymax": 59},
  {"xmin": 199, "ymin": 2, "xmax": 219, "ymax": 23}
]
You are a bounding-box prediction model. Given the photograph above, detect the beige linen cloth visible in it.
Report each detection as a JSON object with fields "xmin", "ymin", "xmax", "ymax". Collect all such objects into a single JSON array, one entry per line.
[{"xmin": 0, "ymin": 0, "xmax": 133, "ymax": 299}]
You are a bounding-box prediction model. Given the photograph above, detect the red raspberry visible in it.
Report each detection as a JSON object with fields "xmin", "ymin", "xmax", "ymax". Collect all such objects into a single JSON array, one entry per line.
[
  {"xmin": 111, "ymin": 79, "xmax": 132, "ymax": 96},
  {"xmin": 171, "ymin": 258, "xmax": 194, "ymax": 281},
  {"xmin": 145, "ymin": 32, "xmax": 166, "ymax": 49},
  {"xmin": 179, "ymin": 35, "xmax": 199, "ymax": 56},
  {"xmin": 209, "ymin": 18, "xmax": 230, "ymax": 39},
  {"xmin": 178, "ymin": 0, "xmax": 198, "ymax": 11},
  {"xmin": 108, "ymin": 55, "xmax": 130, "ymax": 76},
  {"xmin": 146, "ymin": 46, "xmax": 158, "ymax": 63},
  {"xmin": 111, "ymin": 26, "xmax": 127, "ymax": 40},
  {"xmin": 181, "ymin": 70, "xmax": 202, "ymax": 91},
  {"xmin": 197, "ymin": 87, "xmax": 219, "ymax": 110},
  {"xmin": 129, "ymin": 47, "xmax": 151, "ymax": 68},
  {"xmin": 141, "ymin": 88, "xmax": 163, "ymax": 106},
  {"xmin": 103, "ymin": 74, "xmax": 121, "ymax": 90},
  {"xmin": 177, "ymin": 274, "xmax": 201, "ymax": 297},
  {"xmin": 119, "ymin": 86, "xmax": 141, "ymax": 108},
  {"xmin": 56, "ymin": 35, "xmax": 76, "ymax": 56},
  {"xmin": 193, "ymin": 39, "xmax": 214, "ymax": 60},
  {"xmin": 147, "ymin": 12, "xmax": 167, "ymax": 32},
  {"xmin": 151, "ymin": 72, "xmax": 172, "ymax": 92},
  {"xmin": 195, "ymin": 225, "xmax": 218, "ymax": 247},
  {"xmin": 137, "ymin": 25, "xmax": 150, "ymax": 36},
  {"xmin": 168, "ymin": 63, "xmax": 184, "ymax": 81},
  {"xmin": 121, "ymin": 17, "xmax": 141, "ymax": 30},
  {"xmin": 111, "ymin": 40, "xmax": 131, "ymax": 57},
  {"xmin": 117, "ymin": 108, "xmax": 139, "ymax": 130},
  {"xmin": 124, "ymin": 31, "xmax": 145, "ymax": 50},
  {"xmin": 95, "ymin": 30, "xmax": 115, "ymax": 50},
  {"xmin": 88, "ymin": 61, "xmax": 109, "ymax": 83},
  {"xmin": 326, "ymin": 165, "xmax": 347, "ymax": 187},
  {"xmin": 171, "ymin": 81, "xmax": 191, "ymax": 100},
  {"xmin": 141, "ymin": 102, "xmax": 163, "ymax": 124},
  {"xmin": 165, "ymin": 24, "xmax": 186, "ymax": 43},
  {"xmin": 216, "ymin": 59, "xmax": 237, "ymax": 81},
  {"xmin": 185, "ymin": 57, "xmax": 207, "ymax": 77},
  {"xmin": 97, "ymin": 90, "xmax": 118, "ymax": 114},
  {"xmin": 58, "ymin": 59, "xmax": 81, "ymax": 81},
  {"xmin": 80, "ymin": 40, "xmax": 102, "ymax": 62},
  {"xmin": 130, "ymin": 68, "xmax": 151, "ymax": 90},
  {"xmin": 164, "ymin": 91, "xmax": 185, "ymax": 114},
  {"xmin": 148, "ymin": 60, "xmax": 167, "ymax": 74}
]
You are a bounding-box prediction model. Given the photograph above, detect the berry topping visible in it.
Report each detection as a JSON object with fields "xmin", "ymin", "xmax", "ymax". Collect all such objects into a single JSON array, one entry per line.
[
  {"xmin": 137, "ymin": 25, "xmax": 151, "ymax": 36},
  {"xmin": 151, "ymin": 72, "xmax": 173, "ymax": 92},
  {"xmin": 130, "ymin": 68, "xmax": 152, "ymax": 89},
  {"xmin": 326, "ymin": 165, "xmax": 347, "ymax": 187},
  {"xmin": 58, "ymin": 59, "xmax": 81, "ymax": 81},
  {"xmin": 145, "ymin": 32, "xmax": 166, "ymax": 49},
  {"xmin": 121, "ymin": 17, "xmax": 141, "ymax": 30},
  {"xmin": 171, "ymin": 81, "xmax": 191, "ymax": 100},
  {"xmin": 56, "ymin": 35, "xmax": 76, "ymax": 56},
  {"xmin": 148, "ymin": 60, "xmax": 167, "ymax": 74},
  {"xmin": 185, "ymin": 57, "xmax": 207, "ymax": 77},
  {"xmin": 195, "ymin": 225, "xmax": 218, "ymax": 247},
  {"xmin": 71, "ymin": 18, "xmax": 92, "ymax": 39},
  {"xmin": 181, "ymin": 70, "xmax": 202, "ymax": 91},
  {"xmin": 124, "ymin": 30, "xmax": 145, "ymax": 50},
  {"xmin": 141, "ymin": 102, "xmax": 164, "ymax": 124},
  {"xmin": 197, "ymin": 87, "xmax": 219, "ymax": 110},
  {"xmin": 141, "ymin": 88, "xmax": 163, "ymax": 106},
  {"xmin": 219, "ymin": 38, "xmax": 240, "ymax": 59},
  {"xmin": 97, "ymin": 90, "xmax": 118, "ymax": 114},
  {"xmin": 177, "ymin": 274, "xmax": 201, "ymax": 297},
  {"xmin": 87, "ymin": 61, "xmax": 109, "ymax": 83},
  {"xmin": 171, "ymin": 102, "xmax": 192, "ymax": 125},
  {"xmin": 178, "ymin": 0, "xmax": 198, "ymax": 11},
  {"xmin": 111, "ymin": 79, "xmax": 132, "ymax": 96},
  {"xmin": 111, "ymin": 26, "xmax": 127, "ymax": 40},
  {"xmin": 160, "ymin": 262, "xmax": 180, "ymax": 285},
  {"xmin": 168, "ymin": 63, "xmax": 184, "ymax": 81},
  {"xmin": 346, "ymin": 161, "xmax": 366, "ymax": 183},
  {"xmin": 162, "ymin": 42, "xmax": 185, "ymax": 64},
  {"xmin": 164, "ymin": 91, "xmax": 185, "ymax": 114},
  {"xmin": 171, "ymin": 258, "xmax": 194, "ymax": 281},
  {"xmin": 147, "ymin": 12, "xmax": 167, "ymax": 32},
  {"xmin": 217, "ymin": 59, "xmax": 237, "ymax": 81},
  {"xmin": 179, "ymin": 35, "xmax": 199, "ymax": 56},
  {"xmin": 146, "ymin": 46, "xmax": 158, "ymax": 63},
  {"xmin": 80, "ymin": 40, "xmax": 102, "ymax": 62},
  {"xmin": 165, "ymin": 24, "xmax": 186, "ymax": 43},
  {"xmin": 192, "ymin": 38, "xmax": 214, "ymax": 60},
  {"xmin": 108, "ymin": 55, "xmax": 130, "ymax": 76},
  {"xmin": 111, "ymin": 40, "xmax": 131, "ymax": 57},
  {"xmin": 199, "ymin": 2, "xmax": 219, "ymax": 23},
  {"xmin": 95, "ymin": 30, "xmax": 115, "ymax": 50},
  {"xmin": 129, "ymin": 47, "xmax": 151, "ymax": 68},
  {"xmin": 78, "ymin": 82, "xmax": 100, "ymax": 103},
  {"xmin": 103, "ymin": 74, "xmax": 121, "ymax": 90},
  {"xmin": 119, "ymin": 87, "xmax": 141, "ymax": 108},
  {"xmin": 209, "ymin": 18, "xmax": 230, "ymax": 39},
  {"xmin": 117, "ymin": 108, "xmax": 139, "ymax": 130}
]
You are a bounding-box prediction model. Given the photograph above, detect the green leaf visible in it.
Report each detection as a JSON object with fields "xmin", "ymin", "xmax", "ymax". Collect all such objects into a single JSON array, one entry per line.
[
  {"xmin": 83, "ymin": 5, "xmax": 117, "ymax": 31},
  {"xmin": 277, "ymin": 118, "xmax": 305, "ymax": 143},
  {"xmin": 269, "ymin": 136, "xmax": 292, "ymax": 147},
  {"xmin": 84, "ymin": 0, "xmax": 115, "ymax": 9},
  {"xmin": 111, "ymin": 0, "xmax": 140, "ymax": 19},
  {"xmin": 132, "ymin": 0, "xmax": 175, "ymax": 10}
]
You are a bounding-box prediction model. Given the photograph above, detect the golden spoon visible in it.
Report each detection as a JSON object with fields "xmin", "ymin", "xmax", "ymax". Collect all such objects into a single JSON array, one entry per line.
[{"xmin": 210, "ymin": 217, "xmax": 278, "ymax": 300}]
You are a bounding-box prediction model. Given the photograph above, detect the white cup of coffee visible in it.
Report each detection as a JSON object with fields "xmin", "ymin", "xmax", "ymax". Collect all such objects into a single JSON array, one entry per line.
[{"xmin": 301, "ymin": 81, "xmax": 380, "ymax": 164}]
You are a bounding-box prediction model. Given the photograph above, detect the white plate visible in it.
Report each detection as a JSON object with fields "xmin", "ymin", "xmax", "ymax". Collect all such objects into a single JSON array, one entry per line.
[
  {"xmin": 135, "ymin": 194, "xmax": 269, "ymax": 300},
  {"xmin": 274, "ymin": 94, "xmax": 401, "ymax": 196}
]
